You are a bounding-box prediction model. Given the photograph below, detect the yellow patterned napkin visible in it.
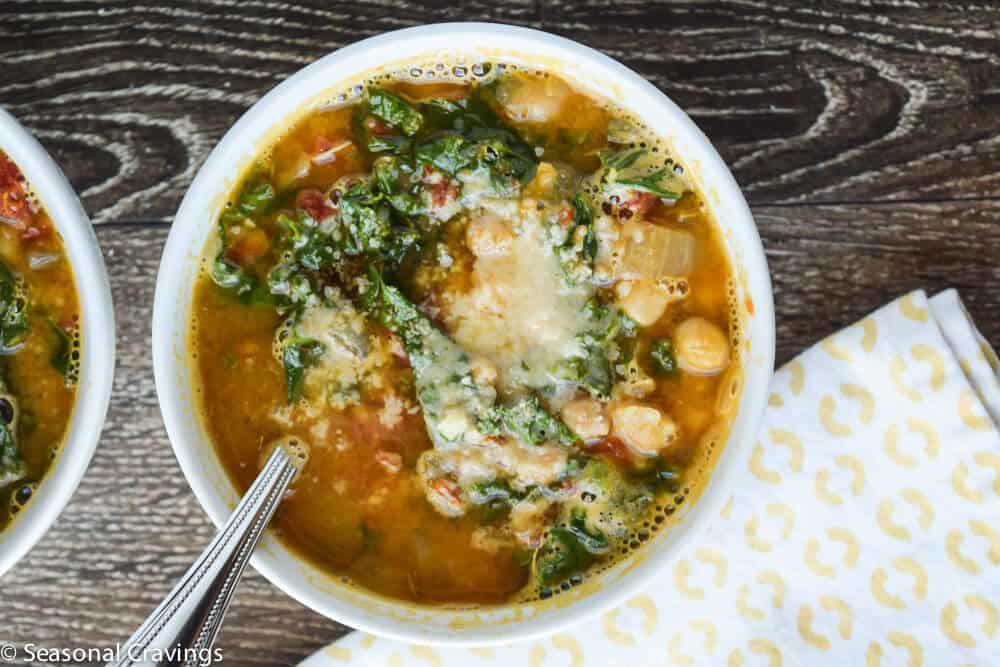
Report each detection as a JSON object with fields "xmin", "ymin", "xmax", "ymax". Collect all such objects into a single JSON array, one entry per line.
[{"xmin": 301, "ymin": 290, "xmax": 1000, "ymax": 667}]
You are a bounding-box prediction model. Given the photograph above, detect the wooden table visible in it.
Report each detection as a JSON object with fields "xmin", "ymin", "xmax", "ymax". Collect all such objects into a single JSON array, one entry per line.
[{"xmin": 2, "ymin": 1, "xmax": 998, "ymax": 664}]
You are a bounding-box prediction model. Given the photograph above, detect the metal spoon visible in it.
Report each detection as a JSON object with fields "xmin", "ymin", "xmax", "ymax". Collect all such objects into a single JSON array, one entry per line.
[{"xmin": 107, "ymin": 443, "xmax": 300, "ymax": 666}]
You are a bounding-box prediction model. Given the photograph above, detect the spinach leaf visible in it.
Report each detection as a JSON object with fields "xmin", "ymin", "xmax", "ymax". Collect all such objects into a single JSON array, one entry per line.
[
  {"xmin": 280, "ymin": 333, "xmax": 326, "ymax": 404},
  {"xmin": 368, "ymin": 88, "xmax": 424, "ymax": 136},
  {"xmin": 650, "ymin": 338, "xmax": 677, "ymax": 374},
  {"xmin": 0, "ymin": 263, "xmax": 28, "ymax": 352}
]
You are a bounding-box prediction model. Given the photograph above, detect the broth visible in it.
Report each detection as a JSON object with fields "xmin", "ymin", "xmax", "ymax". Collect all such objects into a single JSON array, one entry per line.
[{"xmin": 192, "ymin": 65, "xmax": 739, "ymax": 604}]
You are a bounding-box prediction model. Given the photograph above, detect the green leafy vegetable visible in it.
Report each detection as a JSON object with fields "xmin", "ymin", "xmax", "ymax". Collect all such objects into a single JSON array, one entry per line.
[
  {"xmin": 368, "ymin": 88, "xmax": 424, "ymax": 136},
  {"xmin": 49, "ymin": 321, "xmax": 72, "ymax": 378},
  {"xmin": 414, "ymin": 134, "xmax": 474, "ymax": 176},
  {"xmin": 615, "ymin": 171, "xmax": 680, "ymax": 199},
  {"xmin": 599, "ymin": 148, "xmax": 645, "ymax": 171},
  {"xmin": 467, "ymin": 479, "xmax": 524, "ymax": 505},
  {"xmin": 211, "ymin": 177, "xmax": 278, "ymax": 302},
  {"xmin": 468, "ymin": 127, "xmax": 538, "ymax": 197},
  {"xmin": 0, "ymin": 263, "xmax": 28, "ymax": 352},
  {"xmin": 373, "ymin": 157, "xmax": 426, "ymax": 216},
  {"xmin": 221, "ymin": 179, "xmax": 275, "ymax": 224},
  {"xmin": 280, "ymin": 333, "xmax": 326, "ymax": 404},
  {"xmin": 650, "ymin": 338, "xmax": 677, "ymax": 374},
  {"xmin": 209, "ymin": 223, "xmax": 269, "ymax": 304},
  {"xmin": 362, "ymin": 268, "xmax": 495, "ymax": 448},
  {"xmin": 556, "ymin": 193, "xmax": 598, "ymax": 286},
  {"xmin": 535, "ymin": 510, "xmax": 608, "ymax": 585},
  {"xmin": 367, "ymin": 135, "xmax": 412, "ymax": 155},
  {"xmin": 599, "ymin": 148, "xmax": 680, "ymax": 200},
  {"xmin": 337, "ymin": 181, "xmax": 394, "ymax": 255},
  {"xmin": 483, "ymin": 395, "xmax": 579, "ymax": 447}
]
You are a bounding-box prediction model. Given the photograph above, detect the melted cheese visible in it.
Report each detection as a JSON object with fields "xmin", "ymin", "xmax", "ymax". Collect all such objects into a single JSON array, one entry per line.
[{"xmin": 443, "ymin": 215, "xmax": 593, "ymax": 393}]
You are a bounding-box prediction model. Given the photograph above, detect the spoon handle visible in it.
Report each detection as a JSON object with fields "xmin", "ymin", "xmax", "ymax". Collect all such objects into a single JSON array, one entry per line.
[{"xmin": 107, "ymin": 447, "xmax": 298, "ymax": 667}]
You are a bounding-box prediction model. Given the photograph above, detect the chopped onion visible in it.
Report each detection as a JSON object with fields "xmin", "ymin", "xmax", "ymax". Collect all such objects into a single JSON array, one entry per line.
[
  {"xmin": 312, "ymin": 139, "xmax": 353, "ymax": 166},
  {"xmin": 617, "ymin": 220, "xmax": 695, "ymax": 279},
  {"xmin": 28, "ymin": 252, "xmax": 59, "ymax": 270}
]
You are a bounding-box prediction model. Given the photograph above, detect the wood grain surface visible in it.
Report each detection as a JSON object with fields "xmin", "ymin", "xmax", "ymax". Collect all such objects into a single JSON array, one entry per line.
[{"xmin": 1, "ymin": 1, "xmax": 999, "ymax": 665}]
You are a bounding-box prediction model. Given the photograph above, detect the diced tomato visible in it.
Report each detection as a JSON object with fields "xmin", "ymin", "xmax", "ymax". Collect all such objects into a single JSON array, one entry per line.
[
  {"xmin": 226, "ymin": 227, "xmax": 270, "ymax": 266},
  {"xmin": 20, "ymin": 223, "xmax": 47, "ymax": 242},
  {"xmin": 559, "ymin": 206, "xmax": 575, "ymax": 228},
  {"xmin": 0, "ymin": 153, "xmax": 32, "ymax": 226},
  {"xmin": 429, "ymin": 181, "xmax": 458, "ymax": 208},
  {"xmin": 363, "ymin": 116, "xmax": 392, "ymax": 136},
  {"xmin": 296, "ymin": 189, "xmax": 334, "ymax": 222},
  {"xmin": 312, "ymin": 135, "xmax": 334, "ymax": 154},
  {"xmin": 589, "ymin": 437, "xmax": 634, "ymax": 465},
  {"xmin": 621, "ymin": 191, "xmax": 658, "ymax": 219}
]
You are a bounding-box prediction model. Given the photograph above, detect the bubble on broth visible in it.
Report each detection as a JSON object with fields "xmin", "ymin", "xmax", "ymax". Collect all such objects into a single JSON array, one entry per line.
[{"xmin": 9, "ymin": 480, "xmax": 37, "ymax": 516}]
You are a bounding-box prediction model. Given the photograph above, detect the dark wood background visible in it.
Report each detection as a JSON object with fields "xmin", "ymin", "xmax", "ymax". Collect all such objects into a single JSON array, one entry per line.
[{"xmin": 2, "ymin": 1, "xmax": 999, "ymax": 664}]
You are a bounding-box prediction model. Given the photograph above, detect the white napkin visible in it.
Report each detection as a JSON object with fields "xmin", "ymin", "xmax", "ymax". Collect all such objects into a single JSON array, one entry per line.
[{"xmin": 301, "ymin": 290, "xmax": 1000, "ymax": 667}]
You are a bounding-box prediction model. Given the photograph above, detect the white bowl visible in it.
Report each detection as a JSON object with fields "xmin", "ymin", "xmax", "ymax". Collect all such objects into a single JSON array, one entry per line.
[
  {"xmin": 0, "ymin": 108, "xmax": 116, "ymax": 576},
  {"xmin": 153, "ymin": 23, "xmax": 774, "ymax": 645}
]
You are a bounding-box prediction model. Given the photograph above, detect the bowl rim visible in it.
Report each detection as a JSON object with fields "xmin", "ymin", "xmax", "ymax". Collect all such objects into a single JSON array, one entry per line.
[
  {"xmin": 0, "ymin": 107, "xmax": 116, "ymax": 577},
  {"xmin": 154, "ymin": 21, "xmax": 775, "ymax": 645}
]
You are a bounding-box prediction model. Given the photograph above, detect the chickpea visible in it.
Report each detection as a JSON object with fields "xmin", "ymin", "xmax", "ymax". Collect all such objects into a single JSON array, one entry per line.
[
  {"xmin": 674, "ymin": 317, "xmax": 730, "ymax": 376},
  {"xmin": 611, "ymin": 404, "xmax": 679, "ymax": 456},
  {"xmin": 466, "ymin": 212, "xmax": 513, "ymax": 257},
  {"xmin": 561, "ymin": 398, "xmax": 610, "ymax": 440},
  {"xmin": 616, "ymin": 278, "xmax": 670, "ymax": 327}
]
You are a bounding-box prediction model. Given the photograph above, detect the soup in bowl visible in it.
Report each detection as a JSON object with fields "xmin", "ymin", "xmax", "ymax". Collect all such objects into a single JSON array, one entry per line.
[
  {"xmin": 0, "ymin": 108, "xmax": 115, "ymax": 576},
  {"xmin": 154, "ymin": 23, "xmax": 773, "ymax": 644}
]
